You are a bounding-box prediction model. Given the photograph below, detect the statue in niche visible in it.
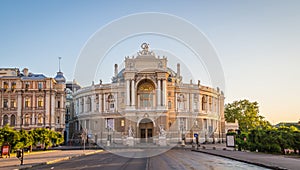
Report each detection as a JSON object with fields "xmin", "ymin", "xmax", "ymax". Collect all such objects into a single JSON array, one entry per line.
[
  {"xmin": 159, "ymin": 125, "xmax": 166, "ymax": 137},
  {"xmin": 158, "ymin": 62, "xmax": 162, "ymax": 68},
  {"xmin": 128, "ymin": 126, "xmax": 134, "ymax": 137}
]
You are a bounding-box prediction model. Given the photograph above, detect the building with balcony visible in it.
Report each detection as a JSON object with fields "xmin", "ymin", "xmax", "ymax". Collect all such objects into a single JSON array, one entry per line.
[
  {"xmin": 73, "ymin": 43, "xmax": 226, "ymax": 145},
  {"xmin": 0, "ymin": 67, "xmax": 66, "ymax": 133}
]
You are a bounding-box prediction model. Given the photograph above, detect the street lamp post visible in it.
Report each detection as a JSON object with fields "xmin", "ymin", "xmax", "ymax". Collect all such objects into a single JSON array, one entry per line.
[{"xmin": 180, "ymin": 125, "xmax": 185, "ymax": 146}]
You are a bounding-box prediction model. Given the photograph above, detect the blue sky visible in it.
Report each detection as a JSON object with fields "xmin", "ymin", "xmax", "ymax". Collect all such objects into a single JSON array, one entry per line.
[{"xmin": 1, "ymin": 0, "xmax": 300, "ymax": 124}]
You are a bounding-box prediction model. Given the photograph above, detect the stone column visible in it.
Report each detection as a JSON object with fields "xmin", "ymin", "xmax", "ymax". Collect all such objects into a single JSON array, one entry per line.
[
  {"xmin": 131, "ymin": 79, "xmax": 135, "ymax": 107},
  {"xmin": 126, "ymin": 80, "xmax": 130, "ymax": 106},
  {"xmin": 191, "ymin": 93, "xmax": 194, "ymax": 112},
  {"xmin": 162, "ymin": 79, "xmax": 166, "ymax": 106},
  {"xmin": 91, "ymin": 95, "xmax": 96, "ymax": 112},
  {"xmin": 198, "ymin": 94, "xmax": 202, "ymax": 111},
  {"xmin": 175, "ymin": 93, "xmax": 178, "ymax": 110},
  {"xmin": 207, "ymin": 96, "xmax": 209, "ymax": 112},
  {"xmin": 186, "ymin": 93, "xmax": 190, "ymax": 111},
  {"xmin": 51, "ymin": 93, "xmax": 55, "ymax": 129},
  {"xmin": 32, "ymin": 113, "xmax": 35, "ymax": 125},
  {"xmin": 83, "ymin": 97, "xmax": 86, "ymax": 113},
  {"xmin": 99, "ymin": 94, "xmax": 102, "ymax": 113},
  {"xmin": 157, "ymin": 79, "xmax": 161, "ymax": 106},
  {"xmin": 115, "ymin": 92, "xmax": 118, "ymax": 111},
  {"xmin": 32, "ymin": 92, "xmax": 36, "ymax": 110},
  {"xmin": 137, "ymin": 94, "xmax": 140, "ymax": 108},
  {"xmin": 17, "ymin": 92, "xmax": 22, "ymax": 127},
  {"xmin": 103, "ymin": 93, "xmax": 106, "ymax": 112}
]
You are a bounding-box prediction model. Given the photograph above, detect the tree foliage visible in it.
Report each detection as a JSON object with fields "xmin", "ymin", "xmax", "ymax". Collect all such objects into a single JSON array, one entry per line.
[
  {"xmin": 0, "ymin": 125, "xmax": 20, "ymax": 150},
  {"xmin": 234, "ymin": 126, "xmax": 300, "ymax": 154},
  {"xmin": 0, "ymin": 126, "xmax": 64, "ymax": 151},
  {"xmin": 225, "ymin": 99, "xmax": 270, "ymax": 132}
]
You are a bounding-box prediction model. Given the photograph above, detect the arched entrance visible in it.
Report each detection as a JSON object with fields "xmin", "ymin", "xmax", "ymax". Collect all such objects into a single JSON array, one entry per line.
[{"xmin": 138, "ymin": 118, "xmax": 154, "ymax": 143}]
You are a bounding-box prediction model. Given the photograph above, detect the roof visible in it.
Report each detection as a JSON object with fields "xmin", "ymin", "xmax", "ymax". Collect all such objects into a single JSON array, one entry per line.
[{"xmin": 21, "ymin": 73, "xmax": 47, "ymax": 80}]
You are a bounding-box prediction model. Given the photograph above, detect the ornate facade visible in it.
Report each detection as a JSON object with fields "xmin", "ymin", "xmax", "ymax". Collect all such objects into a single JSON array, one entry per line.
[
  {"xmin": 73, "ymin": 43, "xmax": 225, "ymax": 145},
  {"xmin": 0, "ymin": 68, "xmax": 66, "ymax": 132}
]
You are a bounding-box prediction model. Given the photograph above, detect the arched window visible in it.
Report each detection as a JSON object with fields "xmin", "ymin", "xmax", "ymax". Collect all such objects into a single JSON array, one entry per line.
[
  {"xmin": 80, "ymin": 98, "xmax": 84, "ymax": 113},
  {"xmin": 86, "ymin": 97, "xmax": 91, "ymax": 112},
  {"xmin": 209, "ymin": 96, "xmax": 212, "ymax": 111},
  {"xmin": 138, "ymin": 81, "xmax": 155, "ymax": 109},
  {"xmin": 25, "ymin": 114, "xmax": 30, "ymax": 126},
  {"xmin": 10, "ymin": 115, "xmax": 16, "ymax": 126},
  {"xmin": 193, "ymin": 94, "xmax": 199, "ymax": 111},
  {"xmin": 177, "ymin": 94, "xmax": 185, "ymax": 110},
  {"xmin": 202, "ymin": 96, "xmax": 207, "ymax": 111},
  {"xmin": 107, "ymin": 94, "xmax": 115, "ymax": 111},
  {"xmin": 3, "ymin": 115, "xmax": 8, "ymax": 126},
  {"xmin": 38, "ymin": 114, "xmax": 43, "ymax": 125},
  {"xmin": 3, "ymin": 82, "xmax": 8, "ymax": 90}
]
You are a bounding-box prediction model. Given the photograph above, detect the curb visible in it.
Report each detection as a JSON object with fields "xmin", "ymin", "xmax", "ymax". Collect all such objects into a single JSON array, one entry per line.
[
  {"xmin": 191, "ymin": 149, "xmax": 288, "ymax": 170},
  {"xmin": 19, "ymin": 150, "xmax": 103, "ymax": 170}
]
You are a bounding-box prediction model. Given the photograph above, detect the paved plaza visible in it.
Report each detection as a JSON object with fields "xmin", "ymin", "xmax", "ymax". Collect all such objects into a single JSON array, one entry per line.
[{"xmin": 0, "ymin": 144, "xmax": 299, "ymax": 170}]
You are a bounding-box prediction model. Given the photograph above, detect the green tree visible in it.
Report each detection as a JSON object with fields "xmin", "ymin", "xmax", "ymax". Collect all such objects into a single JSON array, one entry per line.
[
  {"xmin": 30, "ymin": 128, "xmax": 64, "ymax": 150},
  {"xmin": 225, "ymin": 99, "xmax": 270, "ymax": 132},
  {"xmin": 0, "ymin": 125, "xmax": 20, "ymax": 151},
  {"xmin": 17, "ymin": 129, "xmax": 34, "ymax": 150}
]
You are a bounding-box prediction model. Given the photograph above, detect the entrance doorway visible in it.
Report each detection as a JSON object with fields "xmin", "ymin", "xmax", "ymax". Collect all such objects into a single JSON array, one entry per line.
[{"xmin": 138, "ymin": 118, "xmax": 154, "ymax": 143}]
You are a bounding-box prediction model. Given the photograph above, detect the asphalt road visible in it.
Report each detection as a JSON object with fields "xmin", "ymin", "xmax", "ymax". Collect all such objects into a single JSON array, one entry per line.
[{"xmin": 32, "ymin": 149, "xmax": 270, "ymax": 170}]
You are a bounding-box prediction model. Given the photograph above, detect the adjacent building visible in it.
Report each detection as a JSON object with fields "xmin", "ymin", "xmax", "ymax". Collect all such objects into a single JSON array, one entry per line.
[
  {"xmin": 0, "ymin": 68, "xmax": 66, "ymax": 133},
  {"xmin": 73, "ymin": 43, "xmax": 226, "ymax": 145},
  {"xmin": 65, "ymin": 80, "xmax": 81, "ymax": 144}
]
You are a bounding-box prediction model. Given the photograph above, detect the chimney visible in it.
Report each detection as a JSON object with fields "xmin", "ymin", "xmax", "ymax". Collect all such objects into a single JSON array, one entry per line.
[
  {"xmin": 177, "ymin": 63, "xmax": 180, "ymax": 77},
  {"xmin": 114, "ymin": 64, "xmax": 118, "ymax": 77},
  {"xmin": 22, "ymin": 68, "xmax": 29, "ymax": 77}
]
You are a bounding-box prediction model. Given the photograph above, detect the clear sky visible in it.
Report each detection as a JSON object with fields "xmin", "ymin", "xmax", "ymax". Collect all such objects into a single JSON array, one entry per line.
[{"xmin": 1, "ymin": 0, "xmax": 299, "ymax": 124}]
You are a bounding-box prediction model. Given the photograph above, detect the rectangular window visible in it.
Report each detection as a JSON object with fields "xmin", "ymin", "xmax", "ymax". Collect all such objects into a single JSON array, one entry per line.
[
  {"xmin": 121, "ymin": 119, "xmax": 125, "ymax": 127},
  {"xmin": 57, "ymin": 101, "xmax": 60, "ymax": 108},
  {"xmin": 38, "ymin": 82, "xmax": 43, "ymax": 89},
  {"xmin": 3, "ymin": 99, "xmax": 8, "ymax": 108},
  {"xmin": 38, "ymin": 98, "xmax": 43, "ymax": 107},
  {"xmin": 25, "ymin": 98, "xmax": 31, "ymax": 108},
  {"xmin": 140, "ymin": 93, "xmax": 153, "ymax": 108},
  {"xmin": 11, "ymin": 82, "xmax": 16, "ymax": 90},
  {"xmin": 10, "ymin": 99, "xmax": 16, "ymax": 108},
  {"xmin": 168, "ymin": 101, "xmax": 172, "ymax": 109},
  {"xmin": 25, "ymin": 82, "xmax": 30, "ymax": 90},
  {"xmin": 38, "ymin": 114, "xmax": 43, "ymax": 124},
  {"xmin": 3, "ymin": 82, "xmax": 8, "ymax": 90}
]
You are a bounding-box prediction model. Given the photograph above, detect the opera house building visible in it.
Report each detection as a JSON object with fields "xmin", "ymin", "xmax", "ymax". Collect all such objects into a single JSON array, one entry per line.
[{"xmin": 73, "ymin": 43, "xmax": 225, "ymax": 146}]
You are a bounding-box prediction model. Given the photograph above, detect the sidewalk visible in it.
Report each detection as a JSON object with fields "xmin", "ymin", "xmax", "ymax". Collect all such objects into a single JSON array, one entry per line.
[
  {"xmin": 191, "ymin": 143, "xmax": 300, "ymax": 170},
  {"xmin": 0, "ymin": 149, "xmax": 103, "ymax": 170}
]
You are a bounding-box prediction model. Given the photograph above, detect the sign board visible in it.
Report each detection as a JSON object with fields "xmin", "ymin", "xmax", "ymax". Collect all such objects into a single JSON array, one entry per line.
[
  {"xmin": 106, "ymin": 118, "xmax": 114, "ymax": 130},
  {"xmin": 1, "ymin": 145, "xmax": 10, "ymax": 157},
  {"xmin": 194, "ymin": 133, "xmax": 198, "ymax": 138},
  {"xmin": 226, "ymin": 135, "xmax": 235, "ymax": 147}
]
